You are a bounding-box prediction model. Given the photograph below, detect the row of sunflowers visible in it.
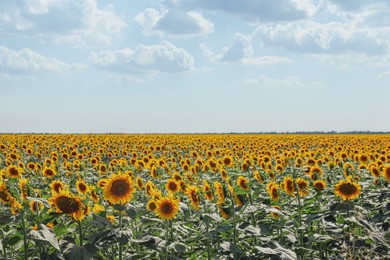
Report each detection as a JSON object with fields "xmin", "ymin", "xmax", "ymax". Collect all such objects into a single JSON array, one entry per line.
[{"xmin": 0, "ymin": 134, "xmax": 389, "ymax": 259}]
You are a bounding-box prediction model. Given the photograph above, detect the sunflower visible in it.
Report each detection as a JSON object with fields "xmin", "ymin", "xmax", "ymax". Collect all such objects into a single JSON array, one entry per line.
[
  {"xmin": 154, "ymin": 196, "xmax": 180, "ymax": 220},
  {"xmin": 253, "ymin": 170, "xmax": 263, "ymax": 183},
  {"xmin": 49, "ymin": 189, "xmax": 86, "ymax": 220},
  {"xmin": 296, "ymin": 178, "xmax": 309, "ymax": 197},
  {"xmin": 214, "ymin": 181, "xmax": 225, "ymax": 204},
  {"xmin": 283, "ymin": 176, "xmax": 295, "ymax": 196},
  {"xmin": 76, "ymin": 179, "xmax": 89, "ymax": 195},
  {"xmin": 334, "ymin": 179, "xmax": 361, "ymax": 201},
  {"xmin": 267, "ymin": 182, "xmax": 279, "ymax": 201},
  {"xmin": 103, "ymin": 172, "xmax": 135, "ymax": 205},
  {"xmin": 369, "ymin": 165, "xmax": 381, "ymax": 178},
  {"xmin": 218, "ymin": 204, "xmax": 231, "ymax": 219},
  {"xmin": 145, "ymin": 180, "xmax": 156, "ymax": 197},
  {"xmin": 30, "ymin": 200, "xmax": 43, "ymax": 214},
  {"xmin": 203, "ymin": 180, "xmax": 214, "ymax": 201},
  {"xmin": 97, "ymin": 179, "xmax": 107, "ymax": 188},
  {"xmin": 383, "ymin": 165, "xmax": 390, "ymax": 182},
  {"xmin": 50, "ymin": 180, "xmax": 65, "ymax": 194},
  {"xmin": 42, "ymin": 167, "xmax": 56, "ymax": 179},
  {"xmin": 270, "ymin": 205, "xmax": 281, "ymax": 219},
  {"xmin": 90, "ymin": 190, "xmax": 100, "ymax": 202},
  {"xmin": 136, "ymin": 177, "xmax": 143, "ymax": 190},
  {"xmin": 222, "ymin": 155, "xmax": 234, "ymax": 167},
  {"xmin": 309, "ymin": 166, "xmax": 323, "ymax": 181},
  {"xmin": 92, "ymin": 203, "xmax": 105, "ymax": 214},
  {"xmin": 146, "ymin": 199, "xmax": 157, "ymax": 212},
  {"xmin": 165, "ymin": 179, "xmax": 180, "ymax": 193},
  {"xmin": 236, "ymin": 176, "xmax": 249, "ymax": 191},
  {"xmin": 186, "ymin": 186, "xmax": 200, "ymax": 210},
  {"xmin": 313, "ymin": 180, "xmax": 326, "ymax": 192},
  {"xmin": 7, "ymin": 165, "xmax": 23, "ymax": 178},
  {"xmin": 0, "ymin": 181, "xmax": 12, "ymax": 204}
]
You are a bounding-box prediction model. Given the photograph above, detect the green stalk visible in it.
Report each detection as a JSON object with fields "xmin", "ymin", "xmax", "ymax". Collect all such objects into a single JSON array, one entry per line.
[
  {"xmin": 119, "ymin": 209, "xmax": 123, "ymax": 260},
  {"xmin": 20, "ymin": 209, "xmax": 28, "ymax": 260},
  {"xmin": 230, "ymin": 193, "xmax": 238, "ymax": 260},
  {"xmin": 202, "ymin": 200, "xmax": 211, "ymax": 260},
  {"xmin": 77, "ymin": 220, "xmax": 83, "ymax": 247},
  {"xmin": 248, "ymin": 192, "xmax": 258, "ymax": 245}
]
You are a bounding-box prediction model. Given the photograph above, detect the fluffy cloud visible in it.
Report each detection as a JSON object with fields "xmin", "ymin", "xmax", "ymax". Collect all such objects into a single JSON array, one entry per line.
[
  {"xmin": 89, "ymin": 41, "xmax": 194, "ymax": 74},
  {"xmin": 163, "ymin": 0, "xmax": 317, "ymax": 22},
  {"xmin": 200, "ymin": 33, "xmax": 292, "ymax": 65},
  {"xmin": 328, "ymin": 0, "xmax": 390, "ymax": 11},
  {"xmin": 244, "ymin": 75, "xmax": 303, "ymax": 87},
  {"xmin": 0, "ymin": 0, "xmax": 126, "ymax": 47},
  {"xmin": 0, "ymin": 45, "xmax": 84, "ymax": 75},
  {"xmin": 134, "ymin": 8, "xmax": 213, "ymax": 37},
  {"xmin": 253, "ymin": 21, "xmax": 390, "ymax": 55},
  {"xmin": 378, "ymin": 71, "xmax": 390, "ymax": 78}
]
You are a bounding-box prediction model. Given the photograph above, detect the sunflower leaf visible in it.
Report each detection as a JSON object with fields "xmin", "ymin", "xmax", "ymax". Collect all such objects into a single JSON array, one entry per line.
[{"xmin": 28, "ymin": 224, "xmax": 60, "ymax": 251}]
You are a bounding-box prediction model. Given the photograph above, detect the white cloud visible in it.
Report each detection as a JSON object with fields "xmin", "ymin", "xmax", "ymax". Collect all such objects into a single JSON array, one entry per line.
[
  {"xmin": 134, "ymin": 8, "xmax": 213, "ymax": 38},
  {"xmin": 328, "ymin": 0, "xmax": 390, "ymax": 12},
  {"xmin": 200, "ymin": 34, "xmax": 292, "ymax": 65},
  {"xmin": 378, "ymin": 71, "xmax": 390, "ymax": 78},
  {"xmin": 89, "ymin": 41, "xmax": 194, "ymax": 74},
  {"xmin": 163, "ymin": 0, "xmax": 316, "ymax": 22},
  {"xmin": 253, "ymin": 20, "xmax": 390, "ymax": 55},
  {"xmin": 0, "ymin": 45, "xmax": 85, "ymax": 75},
  {"xmin": 0, "ymin": 0, "xmax": 126, "ymax": 48},
  {"xmin": 244, "ymin": 75, "xmax": 304, "ymax": 87}
]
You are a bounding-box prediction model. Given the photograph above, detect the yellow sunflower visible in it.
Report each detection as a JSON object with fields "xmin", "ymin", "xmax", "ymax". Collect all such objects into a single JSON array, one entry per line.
[
  {"xmin": 313, "ymin": 180, "xmax": 326, "ymax": 192},
  {"xmin": 236, "ymin": 176, "xmax": 249, "ymax": 191},
  {"xmin": 383, "ymin": 165, "xmax": 390, "ymax": 182},
  {"xmin": 103, "ymin": 172, "xmax": 135, "ymax": 205},
  {"xmin": 76, "ymin": 179, "xmax": 90, "ymax": 195},
  {"xmin": 49, "ymin": 189, "xmax": 86, "ymax": 220},
  {"xmin": 50, "ymin": 180, "xmax": 65, "ymax": 194},
  {"xmin": 165, "ymin": 179, "xmax": 180, "ymax": 194},
  {"xmin": 146, "ymin": 199, "xmax": 157, "ymax": 212},
  {"xmin": 7, "ymin": 165, "xmax": 23, "ymax": 178},
  {"xmin": 296, "ymin": 178, "xmax": 309, "ymax": 197},
  {"xmin": 283, "ymin": 176, "xmax": 295, "ymax": 196},
  {"xmin": 42, "ymin": 167, "xmax": 56, "ymax": 179},
  {"xmin": 154, "ymin": 196, "xmax": 180, "ymax": 220},
  {"xmin": 334, "ymin": 179, "xmax": 361, "ymax": 201},
  {"xmin": 186, "ymin": 186, "xmax": 200, "ymax": 210}
]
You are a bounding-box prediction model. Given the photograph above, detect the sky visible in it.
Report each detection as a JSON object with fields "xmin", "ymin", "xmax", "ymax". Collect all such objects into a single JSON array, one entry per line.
[{"xmin": 0, "ymin": 0, "xmax": 389, "ymax": 133}]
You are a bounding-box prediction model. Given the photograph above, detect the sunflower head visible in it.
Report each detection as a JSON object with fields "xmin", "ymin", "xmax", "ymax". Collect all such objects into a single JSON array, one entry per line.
[
  {"xmin": 49, "ymin": 189, "xmax": 86, "ymax": 220},
  {"xmin": 103, "ymin": 172, "xmax": 135, "ymax": 205},
  {"xmin": 313, "ymin": 180, "xmax": 326, "ymax": 192},
  {"xmin": 236, "ymin": 176, "xmax": 249, "ymax": 191},
  {"xmin": 383, "ymin": 165, "xmax": 390, "ymax": 182},
  {"xmin": 283, "ymin": 176, "xmax": 295, "ymax": 196},
  {"xmin": 76, "ymin": 179, "xmax": 89, "ymax": 195},
  {"xmin": 165, "ymin": 179, "xmax": 180, "ymax": 193},
  {"xmin": 154, "ymin": 196, "xmax": 180, "ymax": 220},
  {"xmin": 334, "ymin": 179, "xmax": 361, "ymax": 201}
]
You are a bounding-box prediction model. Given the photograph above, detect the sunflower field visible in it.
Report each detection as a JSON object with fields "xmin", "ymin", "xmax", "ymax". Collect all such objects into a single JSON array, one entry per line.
[{"xmin": 0, "ymin": 134, "xmax": 389, "ymax": 259}]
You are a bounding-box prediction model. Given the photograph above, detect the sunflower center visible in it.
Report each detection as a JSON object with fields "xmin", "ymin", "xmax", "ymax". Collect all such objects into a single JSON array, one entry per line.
[
  {"xmin": 79, "ymin": 183, "xmax": 87, "ymax": 191},
  {"xmin": 339, "ymin": 183, "xmax": 357, "ymax": 195},
  {"xmin": 0, "ymin": 191, "xmax": 10, "ymax": 202},
  {"xmin": 110, "ymin": 180, "xmax": 130, "ymax": 196},
  {"xmin": 45, "ymin": 169, "xmax": 54, "ymax": 176},
  {"xmin": 191, "ymin": 192, "xmax": 198, "ymax": 203},
  {"xmin": 168, "ymin": 182, "xmax": 177, "ymax": 191},
  {"xmin": 56, "ymin": 196, "xmax": 79, "ymax": 213},
  {"xmin": 161, "ymin": 202, "xmax": 173, "ymax": 214},
  {"xmin": 9, "ymin": 168, "xmax": 19, "ymax": 176}
]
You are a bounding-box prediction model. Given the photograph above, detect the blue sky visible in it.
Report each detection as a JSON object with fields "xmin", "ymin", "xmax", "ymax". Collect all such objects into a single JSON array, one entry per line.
[{"xmin": 1, "ymin": 0, "xmax": 389, "ymax": 133}]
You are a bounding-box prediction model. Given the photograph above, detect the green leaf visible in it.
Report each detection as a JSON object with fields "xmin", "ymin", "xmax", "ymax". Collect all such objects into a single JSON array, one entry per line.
[
  {"xmin": 0, "ymin": 214, "xmax": 16, "ymax": 224},
  {"xmin": 63, "ymin": 244, "xmax": 96, "ymax": 260},
  {"xmin": 234, "ymin": 186, "xmax": 249, "ymax": 196},
  {"xmin": 254, "ymin": 246, "xmax": 278, "ymax": 255},
  {"xmin": 28, "ymin": 224, "xmax": 60, "ymax": 251},
  {"xmin": 171, "ymin": 242, "xmax": 187, "ymax": 252},
  {"xmin": 91, "ymin": 213, "xmax": 113, "ymax": 228},
  {"xmin": 27, "ymin": 197, "xmax": 51, "ymax": 208},
  {"xmin": 125, "ymin": 204, "xmax": 137, "ymax": 220}
]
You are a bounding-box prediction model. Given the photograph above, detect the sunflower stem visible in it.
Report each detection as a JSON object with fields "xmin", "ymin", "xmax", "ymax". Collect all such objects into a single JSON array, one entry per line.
[
  {"xmin": 77, "ymin": 220, "xmax": 83, "ymax": 247},
  {"xmin": 202, "ymin": 200, "xmax": 211, "ymax": 260},
  {"xmin": 248, "ymin": 192, "xmax": 257, "ymax": 245},
  {"xmin": 20, "ymin": 209, "xmax": 28, "ymax": 260},
  {"xmin": 119, "ymin": 208, "xmax": 123, "ymax": 260},
  {"xmin": 230, "ymin": 193, "xmax": 238, "ymax": 260}
]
